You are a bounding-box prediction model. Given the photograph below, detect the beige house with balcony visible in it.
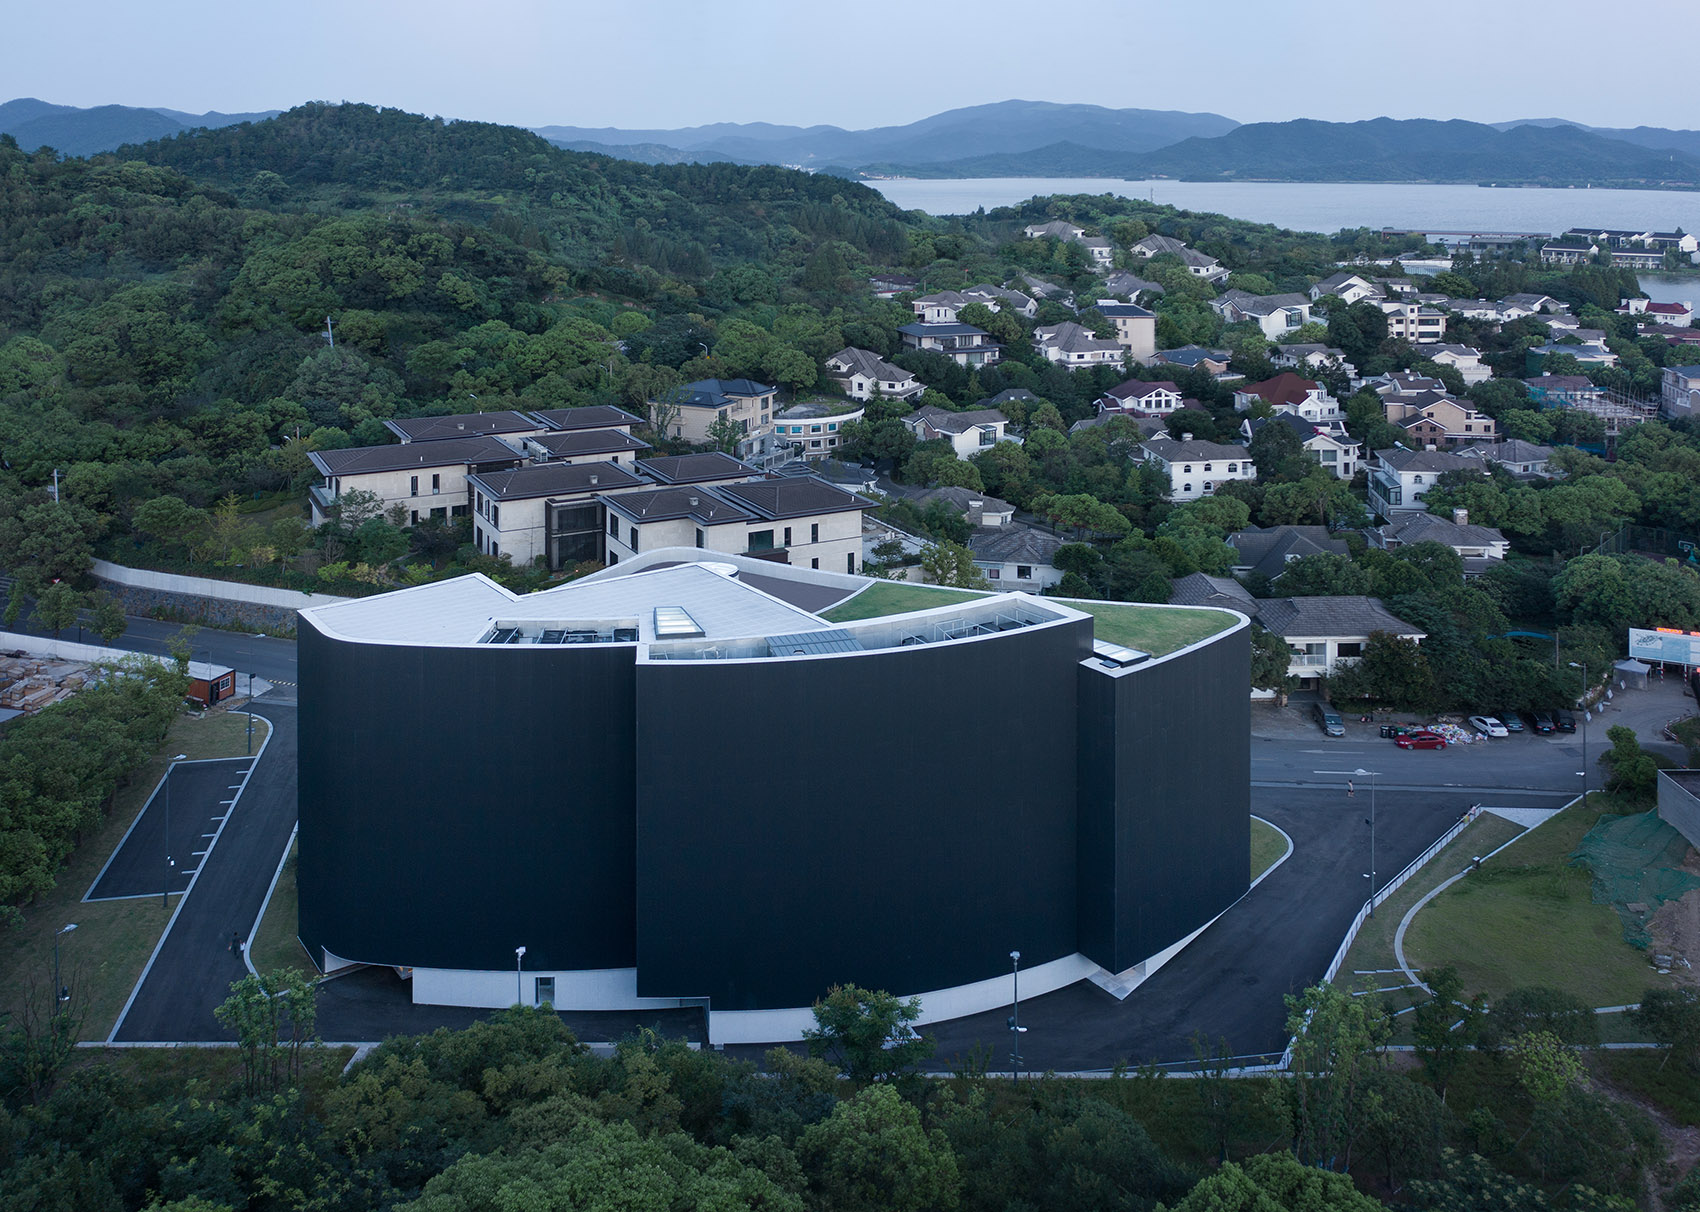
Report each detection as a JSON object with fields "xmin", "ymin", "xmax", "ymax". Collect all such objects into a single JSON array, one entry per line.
[
  {"xmin": 601, "ymin": 477, "xmax": 870, "ymax": 575},
  {"xmin": 308, "ymin": 435, "xmax": 524, "ymax": 527},
  {"xmin": 651, "ymin": 378, "xmax": 779, "ymax": 454},
  {"xmin": 469, "ymin": 461, "xmax": 650, "ymax": 570}
]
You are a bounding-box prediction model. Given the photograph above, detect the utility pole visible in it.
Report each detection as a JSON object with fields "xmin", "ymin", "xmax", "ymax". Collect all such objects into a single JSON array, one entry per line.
[{"xmin": 1007, "ymin": 950, "xmax": 1026, "ymax": 1080}]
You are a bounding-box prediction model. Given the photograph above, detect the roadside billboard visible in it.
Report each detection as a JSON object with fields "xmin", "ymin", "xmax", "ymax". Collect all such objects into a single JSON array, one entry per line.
[{"xmin": 1627, "ymin": 626, "xmax": 1700, "ymax": 665}]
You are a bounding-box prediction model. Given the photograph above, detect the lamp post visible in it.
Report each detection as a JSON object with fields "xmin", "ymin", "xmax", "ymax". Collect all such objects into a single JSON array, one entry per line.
[
  {"xmin": 515, "ymin": 945, "xmax": 527, "ymax": 1006},
  {"xmin": 1569, "ymin": 660, "xmax": 1589, "ymax": 800},
  {"xmin": 1007, "ymin": 950, "xmax": 1026, "ymax": 1081},
  {"xmin": 53, "ymin": 923, "xmax": 77, "ymax": 1010},
  {"xmin": 163, "ymin": 753, "xmax": 186, "ymax": 909},
  {"xmin": 1316, "ymin": 767, "xmax": 1379, "ymax": 915},
  {"xmin": 245, "ymin": 671, "xmax": 255, "ymax": 756}
]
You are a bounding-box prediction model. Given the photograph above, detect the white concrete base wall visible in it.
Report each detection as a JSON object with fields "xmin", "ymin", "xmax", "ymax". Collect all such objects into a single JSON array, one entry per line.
[
  {"xmin": 412, "ymin": 965, "xmax": 685, "ymax": 1011},
  {"xmin": 708, "ymin": 952, "xmax": 1100, "ymax": 1046}
]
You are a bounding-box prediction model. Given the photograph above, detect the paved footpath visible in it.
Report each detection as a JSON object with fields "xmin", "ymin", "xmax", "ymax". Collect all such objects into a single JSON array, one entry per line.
[{"xmin": 112, "ymin": 705, "xmax": 299, "ymax": 1042}]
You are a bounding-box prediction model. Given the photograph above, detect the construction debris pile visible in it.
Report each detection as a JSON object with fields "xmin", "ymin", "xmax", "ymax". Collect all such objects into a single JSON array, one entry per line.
[{"xmin": 0, "ymin": 652, "xmax": 98, "ymax": 714}]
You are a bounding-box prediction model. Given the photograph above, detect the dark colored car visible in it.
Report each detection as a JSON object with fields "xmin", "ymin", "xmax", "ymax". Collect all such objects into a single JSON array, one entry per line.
[
  {"xmin": 1313, "ymin": 702, "xmax": 1345, "ymax": 736},
  {"xmin": 1524, "ymin": 710, "xmax": 1556, "ymax": 735},
  {"xmin": 1495, "ymin": 712, "xmax": 1525, "ymax": 734},
  {"xmin": 1554, "ymin": 709, "xmax": 1577, "ymax": 733},
  {"xmin": 1395, "ymin": 729, "xmax": 1448, "ymax": 750}
]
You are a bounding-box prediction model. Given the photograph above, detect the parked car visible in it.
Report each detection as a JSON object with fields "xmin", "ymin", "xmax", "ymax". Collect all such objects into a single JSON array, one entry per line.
[
  {"xmin": 1495, "ymin": 711, "xmax": 1525, "ymax": 734},
  {"xmin": 1468, "ymin": 715, "xmax": 1509, "ymax": 737},
  {"xmin": 1523, "ymin": 710, "xmax": 1556, "ymax": 735},
  {"xmin": 1313, "ymin": 702, "xmax": 1345, "ymax": 737},
  {"xmin": 1554, "ymin": 709, "xmax": 1577, "ymax": 733},
  {"xmin": 1395, "ymin": 730, "xmax": 1448, "ymax": 750}
]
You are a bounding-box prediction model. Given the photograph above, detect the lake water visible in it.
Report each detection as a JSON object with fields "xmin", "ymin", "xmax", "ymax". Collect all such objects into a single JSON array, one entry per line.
[
  {"xmin": 866, "ymin": 177, "xmax": 1700, "ymax": 301},
  {"xmin": 867, "ymin": 177, "xmax": 1700, "ymax": 240}
]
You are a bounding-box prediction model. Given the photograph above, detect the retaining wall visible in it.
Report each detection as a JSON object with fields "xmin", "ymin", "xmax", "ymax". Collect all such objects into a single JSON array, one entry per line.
[{"xmin": 92, "ymin": 560, "xmax": 352, "ymax": 635}]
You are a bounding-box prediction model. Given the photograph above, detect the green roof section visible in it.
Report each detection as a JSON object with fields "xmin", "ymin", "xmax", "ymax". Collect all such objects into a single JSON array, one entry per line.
[
  {"xmin": 1067, "ymin": 600, "xmax": 1237, "ymax": 657},
  {"xmin": 819, "ymin": 582, "xmax": 1238, "ymax": 656},
  {"xmin": 819, "ymin": 582, "xmax": 990, "ymax": 622}
]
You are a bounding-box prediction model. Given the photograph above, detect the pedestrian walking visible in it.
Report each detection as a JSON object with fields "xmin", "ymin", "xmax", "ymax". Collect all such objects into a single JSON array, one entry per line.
[
  {"xmin": 230, "ymin": 931, "xmax": 242, "ymax": 955},
  {"xmin": 1347, "ymin": 780, "xmax": 1355, "ymax": 798}
]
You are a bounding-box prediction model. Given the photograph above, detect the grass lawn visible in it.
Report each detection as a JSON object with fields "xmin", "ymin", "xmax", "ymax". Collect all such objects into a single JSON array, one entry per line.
[
  {"xmin": 1338, "ymin": 812, "xmax": 1525, "ymax": 1016},
  {"xmin": 0, "ymin": 710, "xmax": 271, "ymax": 1041},
  {"xmin": 249, "ymin": 838, "xmax": 312, "ymax": 974},
  {"xmin": 1251, "ymin": 817, "xmax": 1288, "ymax": 882},
  {"xmin": 1402, "ymin": 794, "xmax": 1679, "ymax": 1010},
  {"xmin": 1063, "ymin": 601, "xmax": 1233, "ymax": 657},
  {"xmin": 820, "ymin": 581, "xmax": 988, "ymax": 621}
]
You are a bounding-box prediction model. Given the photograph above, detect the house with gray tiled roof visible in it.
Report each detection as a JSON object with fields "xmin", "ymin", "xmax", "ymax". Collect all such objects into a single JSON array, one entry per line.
[
  {"xmin": 1151, "ymin": 345, "xmax": 1233, "ymax": 376},
  {"xmin": 968, "ymin": 523, "xmax": 1065, "ymax": 590},
  {"xmin": 1273, "ymin": 343, "xmax": 1357, "ymax": 380},
  {"xmin": 1132, "ymin": 234, "xmax": 1190, "ymax": 258},
  {"xmin": 1092, "ymin": 300, "xmax": 1158, "ymax": 360},
  {"xmin": 1169, "ymin": 572, "xmax": 1258, "ymax": 611},
  {"xmin": 902, "ymin": 405, "xmax": 1016, "ymax": 458},
  {"xmin": 823, "ymin": 347, "xmax": 923, "ymax": 402},
  {"xmin": 1663, "ymin": 365, "xmax": 1700, "ymax": 421},
  {"xmin": 1309, "ymin": 272, "xmax": 1381, "ymax": 304},
  {"xmin": 1454, "ymin": 439, "xmax": 1556, "ymax": 480},
  {"xmin": 1101, "ymin": 271, "xmax": 1164, "ymax": 302},
  {"xmin": 1239, "ymin": 414, "xmax": 1360, "ymax": 480},
  {"xmin": 1227, "ymin": 525, "xmax": 1350, "ymax": 581},
  {"xmin": 1254, "ymin": 595, "xmax": 1426, "ymax": 686},
  {"xmin": 1211, "ymin": 291, "xmax": 1313, "ymax": 340},
  {"xmin": 898, "ymin": 322, "xmax": 1001, "ymax": 368},
  {"xmin": 308, "ymin": 435, "xmax": 525, "ymax": 528},
  {"xmin": 1138, "ymin": 436, "xmax": 1256, "ymax": 501},
  {"xmin": 1024, "ymin": 220, "xmax": 1086, "ymax": 241},
  {"xmin": 1369, "ymin": 510, "xmax": 1509, "ymax": 574},
  {"xmin": 1035, "ymin": 321, "xmax": 1125, "ymax": 367},
  {"xmin": 1367, "ymin": 446, "xmax": 1480, "ymax": 517},
  {"xmin": 1099, "ymin": 379, "xmax": 1186, "ymax": 415}
]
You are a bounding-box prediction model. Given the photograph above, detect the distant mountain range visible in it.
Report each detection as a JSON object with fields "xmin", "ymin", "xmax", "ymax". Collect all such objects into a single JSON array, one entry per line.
[
  {"xmin": 0, "ymin": 98, "xmax": 280, "ymax": 157},
  {"xmin": 5, "ymin": 96, "xmax": 1699, "ymax": 189},
  {"xmin": 534, "ymin": 100, "xmax": 1239, "ymax": 169}
]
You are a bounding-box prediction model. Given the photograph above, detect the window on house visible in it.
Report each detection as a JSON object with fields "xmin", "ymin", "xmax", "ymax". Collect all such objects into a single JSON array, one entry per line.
[
  {"xmin": 810, "ymin": 523, "xmax": 819, "ymax": 543},
  {"xmin": 452, "ymin": 504, "xmax": 467, "ymax": 518},
  {"xmin": 811, "ymin": 558, "xmax": 819, "ymax": 569},
  {"xmin": 1337, "ymin": 642, "xmax": 1363, "ymax": 659},
  {"xmin": 979, "ymin": 428, "xmax": 996, "ymax": 446},
  {"xmin": 609, "ymin": 515, "xmax": 619, "ymax": 536},
  {"xmin": 847, "ymin": 552, "xmax": 856, "ymax": 573},
  {"xmin": 1183, "ymin": 465, "xmax": 1193, "ymax": 473},
  {"xmin": 411, "ymin": 510, "xmax": 419, "ymax": 525},
  {"xmin": 491, "ymin": 505, "xmax": 499, "ymax": 528},
  {"xmin": 431, "ymin": 473, "xmax": 441, "ymax": 494},
  {"xmin": 695, "ymin": 528, "xmax": 704, "ymax": 548},
  {"xmin": 1016, "ymin": 566, "xmax": 1032, "ymax": 580},
  {"xmin": 783, "ymin": 526, "xmax": 793, "ymax": 547},
  {"xmin": 411, "ymin": 475, "xmax": 419, "ymax": 497},
  {"xmin": 629, "ymin": 526, "xmax": 638, "ymax": 551},
  {"xmin": 430, "ymin": 507, "xmax": 446, "ymax": 520},
  {"xmin": 810, "ymin": 425, "xmax": 822, "ymax": 434},
  {"xmin": 1227, "ymin": 463, "xmax": 1238, "ymax": 473},
  {"xmin": 748, "ymin": 529, "xmax": 775, "ymax": 552},
  {"xmin": 534, "ymin": 977, "xmax": 554, "ymax": 1007},
  {"xmin": 490, "ymin": 542, "xmax": 499, "ymax": 557},
  {"xmin": 987, "ymin": 568, "xmax": 1001, "ymax": 579},
  {"xmin": 1183, "ymin": 483, "xmax": 1192, "ymax": 493}
]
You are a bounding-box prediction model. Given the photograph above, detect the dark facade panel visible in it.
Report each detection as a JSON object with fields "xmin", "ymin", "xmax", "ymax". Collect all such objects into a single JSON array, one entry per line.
[
  {"xmin": 298, "ymin": 625, "xmax": 638, "ymax": 974},
  {"xmin": 1078, "ymin": 627, "xmax": 1251, "ymax": 974},
  {"xmin": 634, "ymin": 619, "xmax": 1092, "ymax": 1010}
]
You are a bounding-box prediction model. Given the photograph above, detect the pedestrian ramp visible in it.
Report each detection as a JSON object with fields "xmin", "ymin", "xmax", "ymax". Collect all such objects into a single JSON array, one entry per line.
[{"xmin": 1480, "ymin": 805, "xmax": 1564, "ymax": 829}]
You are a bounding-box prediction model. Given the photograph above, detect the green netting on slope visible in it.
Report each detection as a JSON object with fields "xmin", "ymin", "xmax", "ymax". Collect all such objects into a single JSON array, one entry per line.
[{"xmin": 1570, "ymin": 812, "xmax": 1700, "ymax": 949}]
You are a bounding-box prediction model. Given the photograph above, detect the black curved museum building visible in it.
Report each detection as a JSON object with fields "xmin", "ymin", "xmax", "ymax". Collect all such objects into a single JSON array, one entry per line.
[{"xmin": 297, "ymin": 551, "xmax": 1250, "ymax": 1042}]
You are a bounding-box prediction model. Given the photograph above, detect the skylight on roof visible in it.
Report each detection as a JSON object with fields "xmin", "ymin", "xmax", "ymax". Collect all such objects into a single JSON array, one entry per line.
[{"xmin": 653, "ymin": 606, "xmax": 705, "ymax": 639}]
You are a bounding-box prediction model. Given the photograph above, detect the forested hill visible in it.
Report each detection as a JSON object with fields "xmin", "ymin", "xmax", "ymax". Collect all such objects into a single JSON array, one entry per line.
[
  {"xmin": 1127, "ymin": 117, "xmax": 1700, "ymax": 187},
  {"xmin": 119, "ymin": 103, "xmax": 910, "ymax": 277}
]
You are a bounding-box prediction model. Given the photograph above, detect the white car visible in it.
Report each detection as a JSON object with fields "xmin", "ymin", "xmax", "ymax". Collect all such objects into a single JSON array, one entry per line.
[{"xmin": 1469, "ymin": 715, "xmax": 1508, "ymax": 738}]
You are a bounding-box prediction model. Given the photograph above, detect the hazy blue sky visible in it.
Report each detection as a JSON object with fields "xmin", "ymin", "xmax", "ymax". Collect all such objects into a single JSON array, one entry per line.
[{"xmin": 11, "ymin": 0, "xmax": 1696, "ymax": 131}]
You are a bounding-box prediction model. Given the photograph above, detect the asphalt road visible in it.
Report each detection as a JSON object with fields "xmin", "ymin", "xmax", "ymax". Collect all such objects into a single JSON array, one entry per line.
[
  {"xmin": 9, "ymin": 611, "xmax": 300, "ymax": 687},
  {"xmin": 111, "ymin": 705, "xmax": 299, "ymax": 1043}
]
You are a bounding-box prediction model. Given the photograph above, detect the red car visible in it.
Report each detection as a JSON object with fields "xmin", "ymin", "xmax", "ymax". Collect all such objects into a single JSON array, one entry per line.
[{"xmin": 1395, "ymin": 730, "xmax": 1447, "ymax": 750}]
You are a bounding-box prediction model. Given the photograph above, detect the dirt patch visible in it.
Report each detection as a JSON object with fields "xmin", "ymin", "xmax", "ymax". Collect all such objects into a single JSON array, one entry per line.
[
  {"xmin": 1647, "ymin": 847, "xmax": 1700, "ymax": 990},
  {"xmin": 1588, "ymin": 1061, "xmax": 1700, "ymax": 1211}
]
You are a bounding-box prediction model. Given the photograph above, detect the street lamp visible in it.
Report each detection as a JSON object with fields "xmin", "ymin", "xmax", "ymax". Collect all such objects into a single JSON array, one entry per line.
[
  {"xmin": 1007, "ymin": 950, "xmax": 1026, "ymax": 1081},
  {"xmin": 53, "ymin": 923, "xmax": 77, "ymax": 1009},
  {"xmin": 163, "ymin": 753, "xmax": 186, "ymax": 909},
  {"xmin": 515, "ymin": 945, "xmax": 527, "ymax": 1006},
  {"xmin": 1569, "ymin": 660, "xmax": 1589, "ymax": 800},
  {"xmin": 1316, "ymin": 767, "xmax": 1380, "ymax": 916},
  {"xmin": 245, "ymin": 671, "xmax": 255, "ymax": 756}
]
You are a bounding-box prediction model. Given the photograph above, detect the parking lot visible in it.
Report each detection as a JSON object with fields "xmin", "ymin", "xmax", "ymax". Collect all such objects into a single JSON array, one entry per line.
[{"xmin": 85, "ymin": 758, "xmax": 255, "ymax": 901}]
